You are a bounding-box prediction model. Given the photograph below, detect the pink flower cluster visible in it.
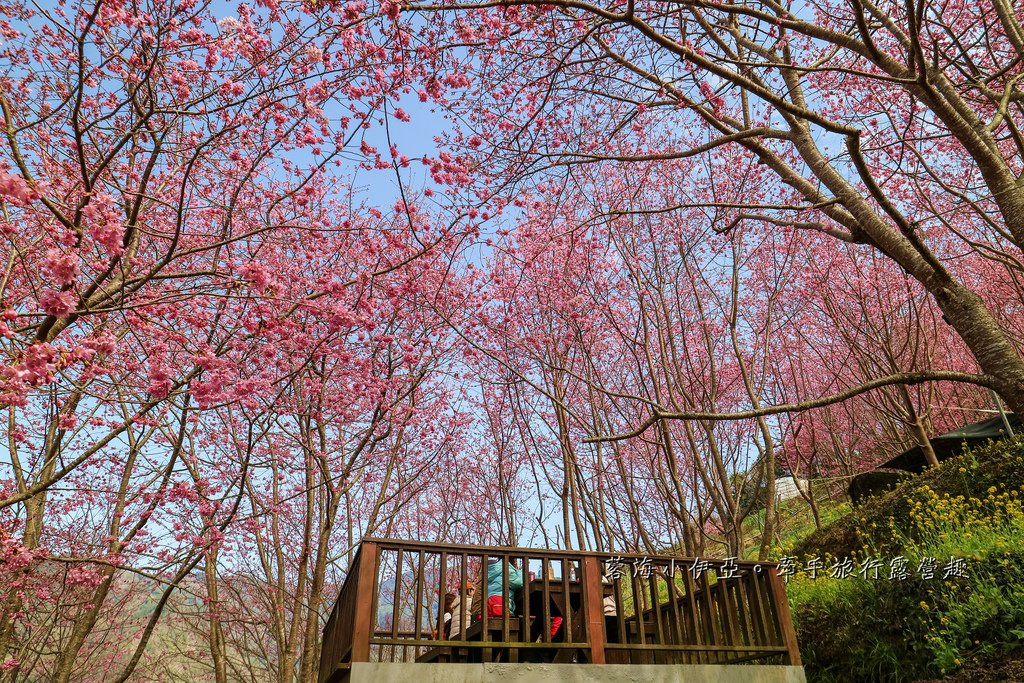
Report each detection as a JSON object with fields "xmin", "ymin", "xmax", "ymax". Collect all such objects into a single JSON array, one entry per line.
[
  {"xmin": 39, "ymin": 290, "xmax": 77, "ymax": 317},
  {"xmin": 42, "ymin": 249, "xmax": 80, "ymax": 286},
  {"xmin": 240, "ymin": 260, "xmax": 275, "ymax": 293},
  {"xmin": 82, "ymin": 193, "xmax": 125, "ymax": 257},
  {"xmin": 1, "ymin": 538, "xmax": 34, "ymax": 574},
  {"xmin": 5, "ymin": 343, "xmax": 59, "ymax": 386},
  {"xmin": 0, "ymin": 172, "xmax": 35, "ymax": 206},
  {"xmin": 66, "ymin": 565, "xmax": 105, "ymax": 588}
]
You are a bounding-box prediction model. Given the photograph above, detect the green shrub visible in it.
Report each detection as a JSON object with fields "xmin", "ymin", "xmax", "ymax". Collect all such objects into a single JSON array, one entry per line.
[
  {"xmin": 792, "ymin": 531, "xmax": 1024, "ymax": 680},
  {"xmin": 791, "ymin": 438, "xmax": 1024, "ymax": 561},
  {"xmin": 786, "ymin": 439, "xmax": 1024, "ymax": 682}
]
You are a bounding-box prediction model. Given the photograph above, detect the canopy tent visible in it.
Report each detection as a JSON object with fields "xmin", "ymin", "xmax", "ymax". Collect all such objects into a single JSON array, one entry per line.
[
  {"xmin": 879, "ymin": 413, "xmax": 1020, "ymax": 474},
  {"xmin": 849, "ymin": 412, "xmax": 1019, "ymax": 505}
]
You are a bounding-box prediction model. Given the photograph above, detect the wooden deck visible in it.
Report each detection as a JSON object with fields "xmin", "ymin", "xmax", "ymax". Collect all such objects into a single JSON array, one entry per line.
[{"xmin": 317, "ymin": 539, "xmax": 801, "ymax": 683}]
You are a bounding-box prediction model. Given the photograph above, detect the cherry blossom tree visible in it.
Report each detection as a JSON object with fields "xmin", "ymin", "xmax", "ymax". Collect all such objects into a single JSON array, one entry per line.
[
  {"xmin": 0, "ymin": 0, "xmax": 470, "ymax": 679},
  {"xmin": 396, "ymin": 0, "xmax": 1024, "ymax": 423},
  {"xmin": 8, "ymin": 0, "xmax": 1024, "ymax": 677}
]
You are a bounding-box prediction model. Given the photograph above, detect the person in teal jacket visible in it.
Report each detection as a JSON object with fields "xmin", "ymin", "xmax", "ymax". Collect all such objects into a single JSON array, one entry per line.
[{"xmin": 485, "ymin": 556, "xmax": 524, "ymax": 614}]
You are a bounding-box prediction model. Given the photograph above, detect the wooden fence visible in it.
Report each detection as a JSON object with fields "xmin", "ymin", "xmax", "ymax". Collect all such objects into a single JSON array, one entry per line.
[{"xmin": 317, "ymin": 539, "xmax": 800, "ymax": 683}]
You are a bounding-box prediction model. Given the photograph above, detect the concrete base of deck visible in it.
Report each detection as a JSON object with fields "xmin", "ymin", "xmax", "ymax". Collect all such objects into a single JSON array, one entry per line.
[{"xmin": 346, "ymin": 662, "xmax": 806, "ymax": 683}]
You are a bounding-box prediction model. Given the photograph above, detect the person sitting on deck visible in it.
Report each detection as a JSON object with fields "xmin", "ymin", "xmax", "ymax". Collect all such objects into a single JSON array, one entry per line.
[
  {"xmin": 470, "ymin": 556, "xmax": 525, "ymax": 619},
  {"xmin": 448, "ymin": 583, "xmax": 474, "ymax": 640},
  {"xmin": 486, "ymin": 556, "xmax": 524, "ymax": 615},
  {"xmin": 602, "ymin": 573, "xmax": 620, "ymax": 647},
  {"xmin": 441, "ymin": 592, "xmax": 455, "ymax": 639}
]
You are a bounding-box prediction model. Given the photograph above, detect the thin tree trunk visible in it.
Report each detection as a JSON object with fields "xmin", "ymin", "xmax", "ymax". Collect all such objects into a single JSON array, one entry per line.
[{"xmin": 205, "ymin": 546, "xmax": 229, "ymax": 683}]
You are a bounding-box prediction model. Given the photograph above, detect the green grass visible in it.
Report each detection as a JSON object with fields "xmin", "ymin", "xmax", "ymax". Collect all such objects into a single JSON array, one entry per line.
[
  {"xmin": 791, "ymin": 438, "xmax": 1024, "ymax": 562},
  {"xmin": 785, "ymin": 439, "xmax": 1024, "ymax": 682},
  {"xmin": 791, "ymin": 522, "xmax": 1024, "ymax": 681}
]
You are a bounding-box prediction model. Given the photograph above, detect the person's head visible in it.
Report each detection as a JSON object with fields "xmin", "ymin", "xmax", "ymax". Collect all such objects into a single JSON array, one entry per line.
[
  {"xmin": 487, "ymin": 555, "xmax": 518, "ymax": 568},
  {"xmin": 444, "ymin": 592, "xmax": 455, "ymax": 612}
]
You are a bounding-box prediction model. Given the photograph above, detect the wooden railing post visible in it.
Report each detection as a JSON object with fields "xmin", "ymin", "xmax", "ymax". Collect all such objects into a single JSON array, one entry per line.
[
  {"xmin": 765, "ymin": 566, "xmax": 801, "ymax": 665},
  {"xmin": 582, "ymin": 555, "xmax": 606, "ymax": 664},
  {"xmin": 351, "ymin": 542, "xmax": 379, "ymax": 663}
]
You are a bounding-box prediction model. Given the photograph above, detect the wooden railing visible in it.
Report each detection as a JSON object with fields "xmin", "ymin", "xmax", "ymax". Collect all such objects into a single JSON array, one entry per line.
[{"xmin": 317, "ymin": 539, "xmax": 800, "ymax": 683}]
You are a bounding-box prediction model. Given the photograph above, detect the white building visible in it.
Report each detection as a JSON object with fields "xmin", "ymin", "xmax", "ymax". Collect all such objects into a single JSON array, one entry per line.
[{"xmin": 774, "ymin": 476, "xmax": 808, "ymax": 502}]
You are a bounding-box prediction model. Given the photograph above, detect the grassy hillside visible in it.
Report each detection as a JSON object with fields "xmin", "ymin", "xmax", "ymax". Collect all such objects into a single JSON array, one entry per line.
[
  {"xmin": 775, "ymin": 438, "xmax": 1024, "ymax": 682},
  {"xmin": 791, "ymin": 438, "xmax": 1024, "ymax": 561}
]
